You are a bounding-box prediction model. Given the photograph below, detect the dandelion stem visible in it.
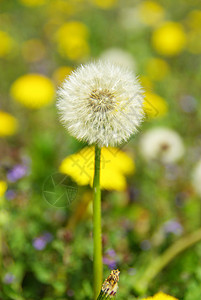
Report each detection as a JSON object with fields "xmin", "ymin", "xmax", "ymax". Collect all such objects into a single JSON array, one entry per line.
[{"xmin": 93, "ymin": 145, "xmax": 102, "ymax": 300}]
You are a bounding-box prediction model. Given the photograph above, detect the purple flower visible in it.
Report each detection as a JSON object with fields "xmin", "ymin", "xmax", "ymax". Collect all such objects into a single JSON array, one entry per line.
[
  {"xmin": 103, "ymin": 249, "xmax": 117, "ymax": 269},
  {"xmin": 5, "ymin": 190, "xmax": 16, "ymax": 200},
  {"xmin": 106, "ymin": 249, "xmax": 116, "ymax": 257},
  {"xmin": 163, "ymin": 220, "xmax": 183, "ymax": 236},
  {"xmin": 4, "ymin": 273, "xmax": 15, "ymax": 284},
  {"xmin": 33, "ymin": 237, "xmax": 47, "ymax": 250},
  {"xmin": 43, "ymin": 232, "xmax": 53, "ymax": 243},
  {"xmin": 7, "ymin": 165, "xmax": 29, "ymax": 182},
  {"xmin": 32, "ymin": 232, "xmax": 53, "ymax": 251}
]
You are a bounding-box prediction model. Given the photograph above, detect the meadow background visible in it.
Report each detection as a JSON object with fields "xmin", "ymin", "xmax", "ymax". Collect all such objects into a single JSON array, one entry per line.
[{"xmin": 0, "ymin": 0, "xmax": 201, "ymax": 299}]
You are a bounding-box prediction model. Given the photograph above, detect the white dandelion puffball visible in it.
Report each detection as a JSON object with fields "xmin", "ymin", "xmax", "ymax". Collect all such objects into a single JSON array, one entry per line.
[
  {"xmin": 139, "ymin": 127, "xmax": 185, "ymax": 163},
  {"xmin": 99, "ymin": 48, "xmax": 136, "ymax": 71},
  {"xmin": 192, "ymin": 160, "xmax": 201, "ymax": 197},
  {"xmin": 57, "ymin": 61, "xmax": 144, "ymax": 147}
]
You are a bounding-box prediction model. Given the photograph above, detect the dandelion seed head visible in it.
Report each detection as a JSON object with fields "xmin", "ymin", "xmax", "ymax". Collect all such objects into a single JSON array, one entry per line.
[
  {"xmin": 139, "ymin": 127, "xmax": 185, "ymax": 163},
  {"xmin": 57, "ymin": 61, "xmax": 144, "ymax": 147}
]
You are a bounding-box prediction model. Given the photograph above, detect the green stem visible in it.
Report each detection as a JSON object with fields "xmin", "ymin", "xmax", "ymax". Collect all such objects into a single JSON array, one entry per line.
[
  {"xmin": 93, "ymin": 146, "xmax": 102, "ymax": 300},
  {"xmin": 133, "ymin": 227, "xmax": 201, "ymax": 295}
]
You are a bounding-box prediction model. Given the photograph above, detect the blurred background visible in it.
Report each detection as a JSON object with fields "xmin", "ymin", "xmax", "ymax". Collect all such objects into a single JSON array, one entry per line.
[{"xmin": 0, "ymin": 0, "xmax": 201, "ymax": 299}]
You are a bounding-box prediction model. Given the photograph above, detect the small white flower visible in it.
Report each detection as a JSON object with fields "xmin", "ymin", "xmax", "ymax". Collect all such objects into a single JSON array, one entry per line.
[
  {"xmin": 192, "ymin": 160, "xmax": 201, "ymax": 197},
  {"xmin": 99, "ymin": 48, "xmax": 136, "ymax": 71},
  {"xmin": 139, "ymin": 127, "xmax": 185, "ymax": 163},
  {"xmin": 57, "ymin": 61, "xmax": 144, "ymax": 147}
]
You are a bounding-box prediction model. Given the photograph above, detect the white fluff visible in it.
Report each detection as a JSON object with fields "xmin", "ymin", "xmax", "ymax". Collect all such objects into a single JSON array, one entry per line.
[
  {"xmin": 139, "ymin": 127, "xmax": 185, "ymax": 163},
  {"xmin": 57, "ymin": 61, "xmax": 144, "ymax": 147}
]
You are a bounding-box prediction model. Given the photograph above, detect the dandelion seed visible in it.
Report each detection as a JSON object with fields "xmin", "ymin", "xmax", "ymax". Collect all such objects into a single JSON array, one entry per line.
[{"xmin": 57, "ymin": 61, "xmax": 144, "ymax": 147}]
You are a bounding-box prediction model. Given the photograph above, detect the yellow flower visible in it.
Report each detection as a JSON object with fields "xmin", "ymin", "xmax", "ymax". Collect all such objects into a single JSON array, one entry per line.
[
  {"xmin": 18, "ymin": 0, "xmax": 47, "ymax": 6},
  {"xmin": 58, "ymin": 36, "xmax": 90, "ymax": 61},
  {"xmin": 47, "ymin": 0, "xmax": 77, "ymax": 18},
  {"xmin": 0, "ymin": 111, "xmax": 18, "ymax": 136},
  {"xmin": 186, "ymin": 30, "xmax": 201, "ymax": 54},
  {"xmin": 91, "ymin": 0, "xmax": 117, "ymax": 9},
  {"xmin": 0, "ymin": 30, "xmax": 14, "ymax": 57},
  {"xmin": 138, "ymin": 1, "xmax": 165, "ymax": 27},
  {"xmin": 186, "ymin": 10, "xmax": 201, "ymax": 31},
  {"xmin": 142, "ymin": 291, "xmax": 178, "ymax": 300},
  {"xmin": 59, "ymin": 147, "xmax": 135, "ymax": 191},
  {"xmin": 22, "ymin": 39, "xmax": 46, "ymax": 62},
  {"xmin": 56, "ymin": 21, "xmax": 90, "ymax": 61},
  {"xmin": 10, "ymin": 74, "xmax": 55, "ymax": 109},
  {"xmin": 144, "ymin": 92, "xmax": 168, "ymax": 119},
  {"xmin": 52, "ymin": 66, "xmax": 74, "ymax": 85},
  {"xmin": 152, "ymin": 22, "xmax": 186, "ymax": 56},
  {"xmin": 146, "ymin": 58, "xmax": 169, "ymax": 81},
  {"xmin": 185, "ymin": 10, "xmax": 201, "ymax": 54},
  {"xmin": 0, "ymin": 181, "xmax": 7, "ymax": 197},
  {"xmin": 56, "ymin": 22, "xmax": 89, "ymax": 40}
]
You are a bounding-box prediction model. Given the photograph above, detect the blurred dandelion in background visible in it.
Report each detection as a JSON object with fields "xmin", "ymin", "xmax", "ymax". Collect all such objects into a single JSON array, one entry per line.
[
  {"xmin": 55, "ymin": 21, "xmax": 90, "ymax": 61},
  {"xmin": 0, "ymin": 30, "xmax": 14, "ymax": 57},
  {"xmin": 185, "ymin": 10, "xmax": 201, "ymax": 54},
  {"xmin": 10, "ymin": 74, "xmax": 55, "ymax": 109},
  {"xmin": 59, "ymin": 146, "xmax": 135, "ymax": 191},
  {"xmin": 144, "ymin": 92, "xmax": 168, "ymax": 119},
  {"xmin": 0, "ymin": 181, "xmax": 7, "ymax": 197},
  {"xmin": 145, "ymin": 58, "xmax": 170, "ymax": 81},
  {"xmin": 139, "ymin": 128, "xmax": 185, "ymax": 163},
  {"xmin": 138, "ymin": 1, "xmax": 165, "ymax": 27},
  {"xmin": 142, "ymin": 291, "xmax": 178, "ymax": 300},
  {"xmin": 99, "ymin": 48, "xmax": 136, "ymax": 71},
  {"xmin": 91, "ymin": 0, "xmax": 117, "ymax": 10},
  {"xmin": 152, "ymin": 22, "xmax": 187, "ymax": 56},
  {"xmin": 52, "ymin": 66, "xmax": 74, "ymax": 85},
  {"xmin": 0, "ymin": 111, "xmax": 18, "ymax": 136}
]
